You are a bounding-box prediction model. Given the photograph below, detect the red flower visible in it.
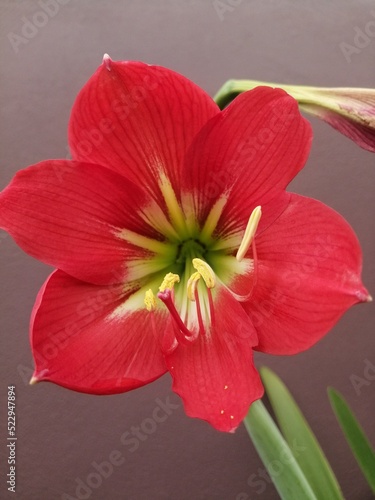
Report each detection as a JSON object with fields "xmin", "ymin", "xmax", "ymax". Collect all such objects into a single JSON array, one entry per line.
[{"xmin": 0, "ymin": 57, "xmax": 370, "ymax": 432}]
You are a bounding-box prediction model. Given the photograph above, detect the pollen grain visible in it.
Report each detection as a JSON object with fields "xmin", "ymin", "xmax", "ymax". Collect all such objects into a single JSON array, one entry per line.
[
  {"xmin": 159, "ymin": 273, "xmax": 180, "ymax": 292},
  {"xmin": 144, "ymin": 289, "xmax": 157, "ymax": 312},
  {"xmin": 192, "ymin": 258, "xmax": 216, "ymax": 288}
]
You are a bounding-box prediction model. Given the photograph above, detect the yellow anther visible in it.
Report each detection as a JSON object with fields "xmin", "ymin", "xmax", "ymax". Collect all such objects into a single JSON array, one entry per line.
[
  {"xmin": 192, "ymin": 258, "xmax": 216, "ymax": 288},
  {"xmin": 236, "ymin": 206, "xmax": 262, "ymax": 262},
  {"xmin": 144, "ymin": 289, "xmax": 156, "ymax": 312},
  {"xmin": 159, "ymin": 272, "xmax": 180, "ymax": 292},
  {"xmin": 187, "ymin": 272, "xmax": 201, "ymax": 301}
]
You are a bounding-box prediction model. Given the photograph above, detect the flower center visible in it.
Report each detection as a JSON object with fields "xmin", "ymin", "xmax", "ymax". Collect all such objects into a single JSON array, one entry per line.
[
  {"xmin": 145, "ymin": 259, "xmax": 216, "ymax": 348},
  {"xmin": 175, "ymin": 239, "xmax": 207, "ymax": 264},
  {"xmin": 142, "ymin": 206, "xmax": 262, "ymax": 352}
]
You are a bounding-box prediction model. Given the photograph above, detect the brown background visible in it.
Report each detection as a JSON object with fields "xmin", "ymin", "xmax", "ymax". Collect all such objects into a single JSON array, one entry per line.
[{"xmin": 0, "ymin": 1, "xmax": 374, "ymax": 499}]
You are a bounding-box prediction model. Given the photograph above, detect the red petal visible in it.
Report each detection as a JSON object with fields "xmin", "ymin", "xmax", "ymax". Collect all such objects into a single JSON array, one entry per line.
[
  {"xmin": 0, "ymin": 160, "xmax": 168, "ymax": 285},
  {"xmin": 242, "ymin": 194, "xmax": 370, "ymax": 354},
  {"xmin": 69, "ymin": 58, "xmax": 219, "ymax": 199},
  {"xmin": 165, "ymin": 286, "xmax": 263, "ymax": 432},
  {"xmin": 31, "ymin": 270, "xmax": 167, "ymax": 394},
  {"xmin": 183, "ymin": 87, "xmax": 312, "ymax": 237}
]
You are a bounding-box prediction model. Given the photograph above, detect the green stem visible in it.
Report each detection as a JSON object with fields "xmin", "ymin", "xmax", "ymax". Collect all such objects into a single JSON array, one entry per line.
[
  {"xmin": 213, "ymin": 79, "xmax": 339, "ymax": 111},
  {"xmin": 244, "ymin": 400, "xmax": 317, "ymax": 500},
  {"xmin": 213, "ymin": 79, "xmax": 243, "ymax": 109}
]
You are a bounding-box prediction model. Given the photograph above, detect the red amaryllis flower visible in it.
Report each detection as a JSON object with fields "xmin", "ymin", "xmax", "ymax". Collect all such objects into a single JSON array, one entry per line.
[{"xmin": 0, "ymin": 56, "xmax": 370, "ymax": 432}]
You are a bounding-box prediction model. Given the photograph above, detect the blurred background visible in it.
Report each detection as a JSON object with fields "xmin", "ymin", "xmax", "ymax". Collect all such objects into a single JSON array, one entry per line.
[{"xmin": 0, "ymin": 1, "xmax": 374, "ymax": 499}]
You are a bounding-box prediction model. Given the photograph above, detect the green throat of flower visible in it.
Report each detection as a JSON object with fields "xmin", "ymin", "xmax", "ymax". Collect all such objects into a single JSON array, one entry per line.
[
  {"xmin": 175, "ymin": 238, "xmax": 207, "ymax": 264},
  {"xmin": 140, "ymin": 199, "xmax": 262, "ymax": 350}
]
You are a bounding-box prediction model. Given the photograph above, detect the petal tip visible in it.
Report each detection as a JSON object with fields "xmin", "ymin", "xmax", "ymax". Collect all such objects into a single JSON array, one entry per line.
[
  {"xmin": 29, "ymin": 375, "xmax": 39, "ymax": 386},
  {"xmin": 102, "ymin": 53, "xmax": 112, "ymax": 71},
  {"xmin": 30, "ymin": 368, "xmax": 49, "ymax": 385},
  {"xmin": 356, "ymin": 287, "xmax": 372, "ymax": 303}
]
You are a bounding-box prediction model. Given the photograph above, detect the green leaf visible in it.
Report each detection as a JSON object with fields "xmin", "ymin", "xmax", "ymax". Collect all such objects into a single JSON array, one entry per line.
[
  {"xmin": 260, "ymin": 366, "xmax": 344, "ymax": 500},
  {"xmin": 328, "ymin": 387, "xmax": 375, "ymax": 494},
  {"xmin": 244, "ymin": 400, "xmax": 317, "ymax": 500}
]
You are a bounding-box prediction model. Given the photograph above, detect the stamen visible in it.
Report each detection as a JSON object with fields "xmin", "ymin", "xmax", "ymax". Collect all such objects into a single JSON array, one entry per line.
[
  {"xmin": 194, "ymin": 287, "xmax": 206, "ymax": 335},
  {"xmin": 207, "ymin": 288, "xmax": 215, "ymax": 326},
  {"xmin": 236, "ymin": 206, "xmax": 262, "ymax": 262},
  {"xmin": 144, "ymin": 290, "xmax": 178, "ymax": 353},
  {"xmin": 192, "ymin": 258, "xmax": 216, "ymax": 288},
  {"xmin": 148, "ymin": 307, "xmax": 158, "ymax": 341},
  {"xmin": 251, "ymin": 238, "xmax": 258, "ymax": 292},
  {"xmin": 227, "ymin": 239, "xmax": 258, "ymax": 302},
  {"xmin": 159, "ymin": 272, "xmax": 180, "ymax": 292},
  {"xmin": 187, "ymin": 272, "xmax": 201, "ymax": 301},
  {"xmin": 144, "ymin": 289, "xmax": 157, "ymax": 312}
]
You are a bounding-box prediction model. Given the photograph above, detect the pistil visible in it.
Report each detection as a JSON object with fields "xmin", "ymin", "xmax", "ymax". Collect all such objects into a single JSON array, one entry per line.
[{"xmin": 157, "ymin": 288, "xmax": 198, "ymax": 344}]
